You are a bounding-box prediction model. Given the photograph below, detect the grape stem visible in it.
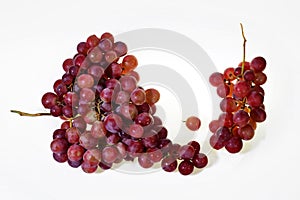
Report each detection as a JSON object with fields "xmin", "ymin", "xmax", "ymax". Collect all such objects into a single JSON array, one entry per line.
[
  {"xmin": 10, "ymin": 110, "xmax": 51, "ymax": 117},
  {"xmin": 240, "ymin": 23, "xmax": 247, "ymax": 76}
]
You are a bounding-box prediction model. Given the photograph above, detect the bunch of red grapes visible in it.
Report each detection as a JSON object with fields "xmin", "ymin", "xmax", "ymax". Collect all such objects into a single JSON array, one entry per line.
[
  {"xmin": 43, "ymin": 32, "xmax": 208, "ymax": 175},
  {"xmin": 208, "ymin": 57, "xmax": 267, "ymax": 153}
]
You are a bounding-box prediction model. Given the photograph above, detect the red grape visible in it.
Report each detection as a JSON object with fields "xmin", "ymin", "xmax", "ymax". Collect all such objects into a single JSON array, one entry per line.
[
  {"xmin": 178, "ymin": 160, "xmax": 194, "ymax": 175},
  {"xmin": 192, "ymin": 153, "xmax": 208, "ymax": 168},
  {"xmin": 185, "ymin": 116, "xmax": 201, "ymax": 131}
]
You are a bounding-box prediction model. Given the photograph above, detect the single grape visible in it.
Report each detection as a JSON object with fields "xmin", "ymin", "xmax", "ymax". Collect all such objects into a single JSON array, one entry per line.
[
  {"xmin": 65, "ymin": 127, "xmax": 80, "ymax": 144},
  {"xmin": 62, "ymin": 73, "xmax": 73, "ymax": 86},
  {"xmin": 130, "ymin": 88, "xmax": 146, "ymax": 105},
  {"xmin": 103, "ymin": 114, "xmax": 122, "ymax": 133},
  {"xmin": 79, "ymin": 131, "xmax": 98, "ymax": 150},
  {"xmin": 250, "ymin": 56, "xmax": 266, "ymax": 72},
  {"xmin": 41, "ymin": 92, "xmax": 58, "ymax": 109},
  {"xmin": 192, "ymin": 153, "xmax": 208, "ymax": 168},
  {"xmin": 244, "ymin": 70, "xmax": 255, "ymax": 81},
  {"xmin": 50, "ymin": 105, "xmax": 62, "ymax": 117},
  {"xmin": 73, "ymin": 54, "xmax": 86, "ymax": 67},
  {"xmin": 120, "ymin": 103, "xmax": 138, "ymax": 120},
  {"xmin": 178, "ymin": 160, "xmax": 194, "ymax": 176},
  {"xmin": 138, "ymin": 154, "xmax": 153, "ymax": 168},
  {"xmin": 87, "ymin": 34, "xmax": 100, "ymax": 47},
  {"xmin": 209, "ymin": 120, "xmax": 220, "ymax": 133},
  {"xmin": 128, "ymin": 123, "xmax": 144, "ymax": 138},
  {"xmin": 217, "ymin": 84, "xmax": 230, "ymax": 98},
  {"xmin": 88, "ymin": 47, "xmax": 103, "ymax": 63},
  {"xmin": 147, "ymin": 148, "xmax": 163, "ymax": 163},
  {"xmin": 102, "ymin": 146, "xmax": 119, "ymax": 164},
  {"xmin": 233, "ymin": 110, "xmax": 250, "ymax": 127},
  {"xmin": 101, "ymin": 102, "xmax": 112, "ymax": 113},
  {"xmin": 53, "ymin": 79, "xmax": 62, "ymax": 91},
  {"xmin": 100, "ymin": 32, "xmax": 114, "ymax": 43},
  {"xmin": 252, "ymin": 85, "xmax": 265, "ymax": 96},
  {"xmin": 119, "ymin": 75, "xmax": 137, "ymax": 93},
  {"xmin": 188, "ymin": 141, "xmax": 201, "ymax": 154},
  {"xmin": 115, "ymin": 142, "xmax": 127, "ymax": 159},
  {"xmin": 234, "ymin": 67, "xmax": 242, "ymax": 77},
  {"xmin": 100, "ymin": 88, "xmax": 113, "ymax": 102},
  {"xmin": 136, "ymin": 102, "xmax": 151, "ymax": 114},
  {"xmin": 81, "ymin": 162, "xmax": 98, "ymax": 173},
  {"xmin": 115, "ymin": 90, "xmax": 130, "ymax": 105},
  {"xmin": 62, "ymin": 105, "xmax": 73, "ymax": 118},
  {"xmin": 233, "ymin": 80, "xmax": 251, "ymax": 99},
  {"xmin": 61, "ymin": 121, "xmax": 71, "ymax": 130},
  {"xmin": 135, "ymin": 112, "xmax": 154, "ymax": 127},
  {"xmin": 50, "ymin": 138, "xmax": 69, "ymax": 154},
  {"xmin": 98, "ymin": 38, "xmax": 113, "ymax": 52},
  {"xmin": 69, "ymin": 65, "xmax": 79, "ymax": 77},
  {"xmin": 91, "ymin": 121, "xmax": 106, "ymax": 138},
  {"xmin": 53, "ymin": 153, "xmax": 68, "ymax": 163},
  {"xmin": 53, "ymin": 129, "xmax": 66, "ymax": 139},
  {"xmin": 77, "ymin": 42, "xmax": 89, "ymax": 55},
  {"xmin": 225, "ymin": 136, "xmax": 243, "ymax": 153},
  {"xmin": 77, "ymin": 74, "xmax": 94, "ymax": 89},
  {"xmin": 127, "ymin": 140, "xmax": 144, "ymax": 154},
  {"xmin": 157, "ymin": 127, "xmax": 168, "ymax": 139},
  {"xmin": 64, "ymin": 92, "xmax": 79, "ymax": 107},
  {"xmin": 218, "ymin": 112, "xmax": 234, "ymax": 128},
  {"xmin": 80, "ymin": 88, "xmax": 95, "ymax": 103},
  {"xmin": 122, "ymin": 55, "xmax": 138, "ymax": 74},
  {"xmin": 238, "ymin": 124, "xmax": 255, "ymax": 140},
  {"xmin": 210, "ymin": 134, "xmax": 224, "ymax": 150},
  {"xmin": 72, "ymin": 116, "xmax": 87, "ymax": 132},
  {"xmin": 83, "ymin": 149, "xmax": 102, "ymax": 166},
  {"xmin": 105, "ymin": 78, "xmax": 120, "ymax": 89},
  {"xmin": 143, "ymin": 133, "xmax": 159, "ymax": 149},
  {"xmin": 62, "ymin": 58, "xmax": 73, "ymax": 72},
  {"xmin": 145, "ymin": 88, "xmax": 160, "ymax": 105},
  {"xmin": 105, "ymin": 50, "xmax": 118, "ymax": 64},
  {"xmin": 88, "ymin": 64, "xmax": 104, "ymax": 78},
  {"xmin": 209, "ymin": 72, "xmax": 224, "ymax": 87},
  {"xmin": 169, "ymin": 143, "xmax": 181, "ymax": 159},
  {"xmin": 77, "ymin": 103, "xmax": 91, "ymax": 116},
  {"xmin": 220, "ymin": 97, "xmax": 238, "ymax": 113},
  {"xmin": 254, "ymin": 72, "xmax": 267, "ymax": 85},
  {"xmin": 161, "ymin": 156, "xmax": 178, "ymax": 172},
  {"xmin": 105, "ymin": 133, "xmax": 121, "ymax": 145},
  {"xmin": 67, "ymin": 144, "xmax": 85, "ymax": 162},
  {"xmin": 178, "ymin": 145, "xmax": 195, "ymax": 160},
  {"xmin": 158, "ymin": 138, "xmax": 172, "ymax": 153},
  {"xmin": 105, "ymin": 63, "xmax": 122, "ymax": 79},
  {"xmin": 185, "ymin": 116, "xmax": 201, "ymax": 131},
  {"xmin": 98, "ymin": 161, "xmax": 112, "ymax": 170},
  {"xmin": 83, "ymin": 110, "xmax": 98, "ymax": 124},
  {"xmin": 223, "ymin": 67, "xmax": 235, "ymax": 81},
  {"xmin": 247, "ymin": 91, "xmax": 264, "ymax": 108},
  {"xmin": 68, "ymin": 159, "xmax": 83, "ymax": 168},
  {"xmin": 113, "ymin": 41, "xmax": 128, "ymax": 57},
  {"xmin": 250, "ymin": 108, "xmax": 266, "ymax": 122}
]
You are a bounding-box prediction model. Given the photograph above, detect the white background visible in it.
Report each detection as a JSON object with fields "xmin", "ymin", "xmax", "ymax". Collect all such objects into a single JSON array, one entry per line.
[{"xmin": 1, "ymin": 0, "xmax": 299, "ymax": 199}]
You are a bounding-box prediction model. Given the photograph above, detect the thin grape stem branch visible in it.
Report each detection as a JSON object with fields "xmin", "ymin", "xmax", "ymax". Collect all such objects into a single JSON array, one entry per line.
[
  {"xmin": 10, "ymin": 110, "xmax": 51, "ymax": 117},
  {"xmin": 240, "ymin": 23, "xmax": 247, "ymax": 76}
]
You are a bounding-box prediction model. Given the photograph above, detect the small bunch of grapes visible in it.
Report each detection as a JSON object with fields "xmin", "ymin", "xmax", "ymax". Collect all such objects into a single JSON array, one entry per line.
[
  {"xmin": 208, "ymin": 56, "xmax": 267, "ymax": 153},
  {"xmin": 39, "ymin": 32, "xmax": 207, "ymax": 175}
]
